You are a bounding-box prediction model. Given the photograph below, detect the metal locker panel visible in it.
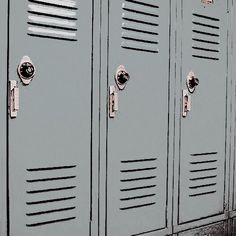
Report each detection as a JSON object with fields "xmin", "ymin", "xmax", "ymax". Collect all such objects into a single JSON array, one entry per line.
[
  {"xmin": 8, "ymin": 0, "xmax": 93, "ymax": 235},
  {"xmin": 178, "ymin": 0, "xmax": 228, "ymax": 224},
  {"xmin": 106, "ymin": 0, "xmax": 170, "ymax": 235}
]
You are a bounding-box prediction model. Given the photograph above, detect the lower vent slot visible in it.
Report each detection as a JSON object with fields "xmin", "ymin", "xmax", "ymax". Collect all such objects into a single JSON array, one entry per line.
[
  {"xmin": 27, "ymin": 186, "xmax": 76, "ymax": 194},
  {"xmin": 26, "ymin": 196, "xmax": 76, "ymax": 205},
  {"xmin": 189, "ymin": 183, "xmax": 216, "ymax": 189},
  {"xmin": 121, "ymin": 176, "xmax": 156, "ymax": 182},
  {"xmin": 26, "ymin": 217, "xmax": 76, "ymax": 227},
  {"xmin": 189, "ymin": 190, "xmax": 216, "ymax": 197},
  {"xmin": 26, "ymin": 206, "xmax": 76, "ymax": 216},
  {"xmin": 121, "ymin": 185, "xmax": 156, "ymax": 192},
  {"xmin": 190, "ymin": 175, "xmax": 217, "ymax": 181},
  {"xmin": 26, "ymin": 175, "xmax": 76, "ymax": 182},
  {"xmin": 120, "ymin": 202, "xmax": 156, "ymax": 210},
  {"xmin": 120, "ymin": 193, "xmax": 156, "ymax": 201}
]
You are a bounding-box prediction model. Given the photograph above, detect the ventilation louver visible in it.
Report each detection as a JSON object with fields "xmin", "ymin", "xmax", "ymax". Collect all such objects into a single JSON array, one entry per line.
[
  {"xmin": 27, "ymin": 0, "xmax": 78, "ymax": 41},
  {"xmin": 120, "ymin": 158, "xmax": 158, "ymax": 211},
  {"xmin": 121, "ymin": 0, "xmax": 159, "ymax": 53},
  {"xmin": 192, "ymin": 13, "xmax": 220, "ymax": 61},
  {"xmin": 189, "ymin": 152, "xmax": 218, "ymax": 198},
  {"xmin": 26, "ymin": 165, "xmax": 78, "ymax": 227}
]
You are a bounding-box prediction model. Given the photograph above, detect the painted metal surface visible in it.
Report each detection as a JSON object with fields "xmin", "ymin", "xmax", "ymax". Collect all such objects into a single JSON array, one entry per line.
[
  {"xmin": 178, "ymin": 0, "xmax": 228, "ymax": 224},
  {"xmin": 106, "ymin": 0, "xmax": 171, "ymax": 235},
  {"xmin": 8, "ymin": 0, "xmax": 93, "ymax": 235}
]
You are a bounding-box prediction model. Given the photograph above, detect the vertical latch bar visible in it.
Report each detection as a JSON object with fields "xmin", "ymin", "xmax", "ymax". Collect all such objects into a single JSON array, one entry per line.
[
  {"xmin": 9, "ymin": 80, "xmax": 19, "ymax": 118},
  {"xmin": 109, "ymin": 85, "xmax": 118, "ymax": 118},
  {"xmin": 182, "ymin": 89, "xmax": 191, "ymax": 118}
]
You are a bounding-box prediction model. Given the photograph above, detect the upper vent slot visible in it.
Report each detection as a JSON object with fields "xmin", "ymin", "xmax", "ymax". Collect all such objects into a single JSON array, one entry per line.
[
  {"xmin": 121, "ymin": 0, "xmax": 159, "ymax": 53},
  {"xmin": 27, "ymin": 0, "xmax": 78, "ymax": 41},
  {"xmin": 192, "ymin": 13, "xmax": 220, "ymax": 61}
]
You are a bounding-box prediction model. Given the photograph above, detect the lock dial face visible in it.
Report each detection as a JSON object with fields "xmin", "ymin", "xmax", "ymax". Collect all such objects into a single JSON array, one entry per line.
[
  {"xmin": 19, "ymin": 62, "xmax": 35, "ymax": 79},
  {"xmin": 186, "ymin": 71, "xmax": 199, "ymax": 93},
  {"xmin": 115, "ymin": 65, "xmax": 130, "ymax": 90},
  {"xmin": 17, "ymin": 56, "xmax": 36, "ymax": 85}
]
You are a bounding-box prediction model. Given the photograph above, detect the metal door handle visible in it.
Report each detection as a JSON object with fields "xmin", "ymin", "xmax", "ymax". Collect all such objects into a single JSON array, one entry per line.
[
  {"xmin": 182, "ymin": 89, "xmax": 191, "ymax": 118},
  {"xmin": 109, "ymin": 85, "xmax": 118, "ymax": 118},
  {"xmin": 9, "ymin": 80, "xmax": 19, "ymax": 118}
]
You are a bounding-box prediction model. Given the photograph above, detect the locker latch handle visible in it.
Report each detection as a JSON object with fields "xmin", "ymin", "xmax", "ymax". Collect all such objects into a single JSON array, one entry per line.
[
  {"xmin": 109, "ymin": 85, "xmax": 118, "ymax": 118},
  {"xmin": 182, "ymin": 89, "xmax": 191, "ymax": 118},
  {"xmin": 9, "ymin": 80, "xmax": 19, "ymax": 118}
]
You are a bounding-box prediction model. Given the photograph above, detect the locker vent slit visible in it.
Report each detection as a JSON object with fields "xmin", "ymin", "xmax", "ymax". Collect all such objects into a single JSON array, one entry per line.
[
  {"xmin": 27, "ymin": 165, "xmax": 76, "ymax": 171},
  {"xmin": 189, "ymin": 191, "xmax": 216, "ymax": 197},
  {"xmin": 26, "ymin": 206, "xmax": 76, "ymax": 216},
  {"xmin": 26, "ymin": 196, "xmax": 76, "ymax": 205},
  {"xmin": 121, "ymin": 0, "xmax": 159, "ymax": 53},
  {"xmin": 120, "ymin": 193, "xmax": 156, "ymax": 201},
  {"xmin": 121, "ymin": 176, "xmax": 156, "ymax": 182},
  {"xmin": 120, "ymin": 184, "xmax": 156, "ymax": 192},
  {"xmin": 26, "ymin": 217, "xmax": 76, "ymax": 227},
  {"xmin": 26, "ymin": 186, "xmax": 76, "ymax": 194},
  {"xmin": 26, "ymin": 175, "xmax": 76, "ymax": 182},
  {"xmin": 120, "ymin": 157, "xmax": 158, "ymax": 211},
  {"xmin": 28, "ymin": 0, "xmax": 78, "ymax": 10},
  {"xmin": 190, "ymin": 175, "xmax": 217, "ymax": 181},
  {"xmin": 192, "ymin": 13, "xmax": 220, "ymax": 61},
  {"xmin": 27, "ymin": 0, "xmax": 78, "ymax": 41},
  {"xmin": 189, "ymin": 183, "xmax": 216, "ymax": 189},
  {"xmin": 190, "ymin": 152, "xmax": 218, "ymax": 156},
  {"xmin": 120, "ymin": 202, "xmax": 156, "ymax": 210},
  {"xmin": 121, "ymin": 167, "xmax": 157, "ymax": 173},
  {"xmin": 121, "ymin": 158, "xmax": 157, "ymax": 163}
]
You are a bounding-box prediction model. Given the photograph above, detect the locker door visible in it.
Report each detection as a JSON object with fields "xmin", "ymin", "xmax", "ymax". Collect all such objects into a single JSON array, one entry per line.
[
  {"xmin": 106, "ymin": 0, "xmax": 170, "ymax": 235},
  {"xmin": 178, "ymin": 0, "xmax": 228, "ymax": 224},
  {"xmin": 8, "ymin": 1, "xmax": 92, "ymax": 235}
]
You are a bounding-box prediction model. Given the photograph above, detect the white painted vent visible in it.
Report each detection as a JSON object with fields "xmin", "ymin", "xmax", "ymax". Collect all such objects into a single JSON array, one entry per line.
[
  {"xmin": 189, "ymin": 152, "xmax": 218, "ymax": 198},
  {"xmin": 26, "ymin": 165, "xmax": 77, "ymax": 227},
  {"xmin": 27, "ymin": 0, "xmax": 78, "ymax": 41},
  {"xmin": 120, "ymin": 158, "xmax": 157, "ymax": 210},
  {"xmin": 121, "ymin": 0, "xmax": 159, "ymax": 53},
  {"xmin": 192, "ymin": 13, "xmax": 220, "ymax": 61}
]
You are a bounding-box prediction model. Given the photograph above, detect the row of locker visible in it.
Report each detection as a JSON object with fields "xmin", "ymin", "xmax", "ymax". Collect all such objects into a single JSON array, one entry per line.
[{"xmin": 0, "ymin": 0, "xmax": 236, "ymax": 235}]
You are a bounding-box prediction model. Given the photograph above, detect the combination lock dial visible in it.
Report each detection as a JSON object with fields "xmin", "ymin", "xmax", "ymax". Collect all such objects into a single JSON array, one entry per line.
[
  {"xmin": 19, "ymin": 62, "xmax": 35, "ymax": 78},
  {"xmin": 115, "ymin": 65, "xmax": 130, "ymax": 90},
  {"xmin": 17, "ymin": 56, "xmax": 36, "ymax": 85}
]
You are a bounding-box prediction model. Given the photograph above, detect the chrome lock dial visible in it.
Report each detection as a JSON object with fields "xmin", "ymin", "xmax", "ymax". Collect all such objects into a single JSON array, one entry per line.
[
  {"xmin": 115, "ymin": 65, "xmax": 130, "ymax": 90},
  {"xmin": 187, "ymin": 71, "xmax": 199, "ymax": 93},
  {"xmin": 17, "ymin": 56, "xmax": 36, "ymax": 85}
]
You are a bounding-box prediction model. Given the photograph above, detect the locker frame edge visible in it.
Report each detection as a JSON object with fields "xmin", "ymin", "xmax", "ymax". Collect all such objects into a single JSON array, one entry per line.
[{"xmin": 0, "ymin": 0, "xmax": 8, "ymax": 235}]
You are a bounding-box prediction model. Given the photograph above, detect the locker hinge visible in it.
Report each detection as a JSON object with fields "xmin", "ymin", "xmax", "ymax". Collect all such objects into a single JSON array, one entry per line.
[
  {"xmin": 9, "ymin": 80, "xmax": 19, "ymax": 118},
  {"xmin": 109, "ymin": 85, "xmax": 118, "ymax": 118}
]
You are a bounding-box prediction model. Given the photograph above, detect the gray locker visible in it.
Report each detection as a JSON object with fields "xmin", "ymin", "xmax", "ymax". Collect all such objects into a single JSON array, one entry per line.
[
  {"xmin": 178, "ymin": 0, "xmax": 228, "ymax": 224},
  {"xmin": 106, "ymin": 0, "xmax": 170, "ymax": 235},
  {"xmin": 0, "ymin": 0, "xmax": 233, "ymax": 236},
  {"xmin": 7, "ymin": 0, "xmax": 93, "ymax": 235}
]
